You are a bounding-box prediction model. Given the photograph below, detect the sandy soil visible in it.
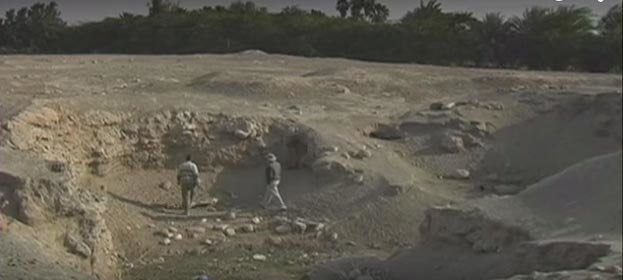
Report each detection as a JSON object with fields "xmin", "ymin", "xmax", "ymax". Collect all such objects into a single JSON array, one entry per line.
[{"xmin": 0, "ymin": 53, "xmax": 621, "ymax": 280}]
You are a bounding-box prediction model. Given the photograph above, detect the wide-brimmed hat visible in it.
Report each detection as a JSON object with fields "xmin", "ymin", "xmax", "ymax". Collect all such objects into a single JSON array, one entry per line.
[{"xmin": 265, "ymin": 153, "xmax": 277, "ymax": 161}]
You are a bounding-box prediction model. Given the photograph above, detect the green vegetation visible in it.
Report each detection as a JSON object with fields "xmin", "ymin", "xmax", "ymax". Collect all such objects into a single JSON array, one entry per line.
[{"xmin": 0, "ymin": 0, "xmax": 621, "ymax": 72}]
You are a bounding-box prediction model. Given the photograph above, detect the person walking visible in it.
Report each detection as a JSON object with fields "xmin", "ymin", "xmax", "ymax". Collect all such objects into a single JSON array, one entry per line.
[
  {"xmin": 177, "ymin": 155, "xmax": 200, "ymax": 216},
  {"xmin": 261, "ymin": 153, "xmax": 287, "ymax": 211}
]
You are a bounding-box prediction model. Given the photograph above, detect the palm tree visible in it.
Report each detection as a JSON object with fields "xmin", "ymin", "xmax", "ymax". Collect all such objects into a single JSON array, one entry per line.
[
  {"xmin": 336, "ymin": 0, "xmax": 350, "ymax": 18},
  {"xmin": 476, "ymin": 13, "xmax": 511, "ymax": 66}
]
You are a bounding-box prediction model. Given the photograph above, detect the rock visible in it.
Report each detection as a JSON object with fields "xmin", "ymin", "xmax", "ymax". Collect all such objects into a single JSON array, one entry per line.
[
  {"xmin": 49, "ymin": 161, "xmax": 67, "ymax": 173},
  {"xmin": 590, "ymin": 265, "xmax": 606, "ymax": 272},
  {"xmin": 251, "ymin": 217, "xmax": 261, "ymax": 224},
  {"xmin": 201, "ymin": 218, "xmax": 208, "ymax": 223},
  {"xmin": 239, "ymin": 224, "xmax": 255, "ymax": 233},
  {"xmin": 440, "ymin": 135, "xmax": 465, "ymax": 153},
  {"xmin": 161, "ymin": 238, "xmax": 171, "ymax": 246},
  {"xmin": 442, "ymin": 102, "xmax": 456, "ymax": 110},
  {"xmin": 159, "ymin": 181, "xmax": 172, "ymax": 190},
  {"xmin": 429, "ymin": 102, "xmax": 444, "ymax": 110},
  {"xmin": 265, "ymin": 236, "xmax": 284, "ymax": 247},
  {"xmin": 194, "ymin": 275, "xmax": 212, "ymax": 280},
  {"xmin": 92, "ymin": 159, "xmax": 110, "ymax": 177},
  {"xmin": 234, "ymin": 129, "xmax": 251, "ymax": 139},
  {"xmin": 383, "ymin": 184, "xmax": 405, "ymax": 196},
  {"xmin": 335, "ymin": 84, "xmax": 351, "ymax": 94},
  {"xmin": 292, "ymin": 221, "xmax": 307, "ymax": 233},
  {"xmin": 226, "ymin": 211, "xmax": 237, "ymax": 220},
  {"xmin": 173, "ymin": 233, "xmax": 183, "ymax": 240},
  {"xmin": 168, "ymin": 226, "xmax": 178, "ymax": 233},
  {"xmin": 224, "ymin": 227, "xmax": 236, "ymax": 237},
  {"xmin": 353, "ymin": 175, "xmax": 365, "ymax": 184},
  {"xmin": 187, "ymin": 227, "xmax": 206, "ymax": 234},
  {"xmin": 351, "ymin": 149, "xmax": 372, "ymax": 159},
  {"xmin": 252, "ymin": 254, "xmax": 267, "ymax": 261},
  {"xmin": 213, "ymin": 224, "xmax": 229, "ymax": 231},
  {"xmin": 328, "ymin": 232, "xmax": 339, "ymax": 242},
  {"xmin": 64, "ymin": 234, "xmax": 92, "ymax": 258},
  {"xmin": 605, "ymin": 265, "xmax": 622, "ymax": 275},
  {"xmin": 203, "ymin": 239, "xmax": 213, "ymax": 246},
  {"xmin": 369, "ymin": 124, "xmax": 403, "ymax": 140},
  {"xmin": 275, "ymin": 224, "xmax": 292, "ymax": 234},
  {"xmin": 453, "ymin": 169, "xmax": 470, "ymax": 179},
  {"xmin": 346, "ymin": 241, "xmax": 357, "ymax": 246}
]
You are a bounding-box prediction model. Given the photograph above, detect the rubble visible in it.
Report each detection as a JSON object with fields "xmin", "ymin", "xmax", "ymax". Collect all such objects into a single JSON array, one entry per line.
[{"xmin": 252, "ymin": 254, "xmax": 267, "ymax": 261}]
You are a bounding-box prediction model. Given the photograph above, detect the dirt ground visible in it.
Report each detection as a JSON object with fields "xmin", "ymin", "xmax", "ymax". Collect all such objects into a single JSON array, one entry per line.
[{"xmin": 0, "ymin": 53, "xmax": 621, "ymax": 280}]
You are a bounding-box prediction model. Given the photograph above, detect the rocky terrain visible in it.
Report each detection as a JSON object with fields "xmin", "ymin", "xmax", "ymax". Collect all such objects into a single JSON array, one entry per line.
[{"xmin": 0, "ymin": 53, "xmax": 621, "ymax": 280}]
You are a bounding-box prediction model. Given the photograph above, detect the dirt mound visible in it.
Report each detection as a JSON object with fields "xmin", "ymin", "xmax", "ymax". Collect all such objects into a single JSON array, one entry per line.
[
  {"xmin": 310, "ymin": 151, "xmax": 622, "ymax": 280},
  {"xmin": 189, "ymin": 70, "xmax": 313, "ymax": 96},
  {"xmin": 0, "ymin": 148, "xmax": 117, "ymax": 280}
]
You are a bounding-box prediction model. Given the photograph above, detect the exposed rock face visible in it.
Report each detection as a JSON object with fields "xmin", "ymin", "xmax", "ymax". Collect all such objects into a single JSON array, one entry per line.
[
  {"xmin": 420, "ymin": 205, "xmax": 532, "ymax": 253},
  {"xmin": 9, "ymin": 177, "xmax": 116, "ymax": 279}
]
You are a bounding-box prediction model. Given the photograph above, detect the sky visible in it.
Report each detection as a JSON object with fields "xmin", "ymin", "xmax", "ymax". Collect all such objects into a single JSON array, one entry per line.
[{"xmin": 0, "ymin": 0, "xmax": 620, "ymax": 23}]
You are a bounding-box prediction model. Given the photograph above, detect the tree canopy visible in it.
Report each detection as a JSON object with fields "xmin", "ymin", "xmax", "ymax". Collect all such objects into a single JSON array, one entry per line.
[{"xmin": 0, "ymin": 0, "xmax": 620, "ymax": 72}]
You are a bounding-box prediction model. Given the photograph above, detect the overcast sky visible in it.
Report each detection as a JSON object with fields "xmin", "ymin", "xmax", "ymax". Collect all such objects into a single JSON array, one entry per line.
[{"xmin": 0, "ymin": 0, "xmax": 620, "ymax": 23}]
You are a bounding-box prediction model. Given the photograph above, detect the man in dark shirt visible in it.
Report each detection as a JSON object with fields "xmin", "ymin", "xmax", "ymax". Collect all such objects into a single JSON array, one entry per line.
[{"xmin": 261, "ymin": 153, "xmax": 287, "ymax": 211}]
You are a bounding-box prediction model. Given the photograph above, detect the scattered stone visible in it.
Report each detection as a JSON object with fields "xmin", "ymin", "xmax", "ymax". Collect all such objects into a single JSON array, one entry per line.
[
  {"xmin": 239, "ymin": 224, "xmax": 255, "ymax": 233},
  {"xmin": 194, "ymin": 274, "xmax": 212, "ymax": 280},
  {"xmin": 335, "ymin": 84, "xmax": 350, "ymax": 94},
  {"xmin": 64, "ymin": 234, "xmax": 92, "ymax": 258},
  {"xmin": 168, "ymin": 227, "xmax": 178, "ymax": 233},
  {"xmin": 226, "ymin": 211, "xmax": 237, "ymax": 220},
  {"xmin": 429, "ymin": 102, "xmax": 444, "ymax": 110},
  {"xmin": 265, "ymin": 236, "xmax": 283, "ymax": 247},
  {"xmin": 173, "ymin": 233, "xmax": 183, "ymax": 240},
  {"xmin": 275, "ymin": 224, "xmax": 292, "ymax": 234},
  {"xmin": 213, "ymin": 224, "xmax": 229, "ymax": 231},
  {"xmin": 203, "ymin": 239, "xmax": 213, "ymax": 246},
  {"xmin": 346, "ymin": 241, "xmax": 357, "ymax": 247},
  {"xmin": 161, "ymin": 238, "xmax": 172, "ymax": 246},
  {"xmin": 440, "ymin": 135, "xmax": 465, "ymax": 153},
  {"xmin": 251, "ymin": 217, "xmax": 261, "ymax": 224},
  {"xmin": 351, "ymin": 149, "xmax": 372, "ymax": 159},
  {"xmin": 159, "ymin": 181, "xmax": 172, "ymax": 190},
  {"xmin": 453, "ymin": 169, "xmax": 471, "ymax": 179},
  {"xmin": 605, "ymin": 265, "xmax": 622, "ymax": 275},
  {"xmin": 49, "ymin": 161, "xmax": 67, "ymax": 173},
  {"xmin": 383, "ymin": 184, "xmax": 405, "ymax": 196},
  {"xmin": 590, "ymin": 265, "xmax": 606, "ymax": 272},
  {"xmin": 234, "ymin": 129, "xmax": 251, "ymax": 139},
  {"xmin": 201, "ymin": 218, "xmax": 208, "ymax": 223},
  {"xmin": 329, "ymin": 232, "xmax": 339, "ymax": 242},
  {"xmin": 292, "ymin": 221, "xmax": 307, "ymax": 233},
  {"xmin": 252, "ymin": 254, "xmax": 267, "ymax": 261},
  {"xmin": 224, "ymin": 228, "xmax": 236, "ymax": 237},
  {"xmin": 353, "ymin": 175, "xmax": 365, "ymax": 184},
  {"xmin": 187, "ymin": 227, "xmax": 206, "ymax": 234}
]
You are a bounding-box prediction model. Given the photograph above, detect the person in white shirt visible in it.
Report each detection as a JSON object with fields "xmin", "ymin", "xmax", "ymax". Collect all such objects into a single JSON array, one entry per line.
[{"xmin": 177, "ymin": 155, "xmax": 200, "ymax": 216}]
